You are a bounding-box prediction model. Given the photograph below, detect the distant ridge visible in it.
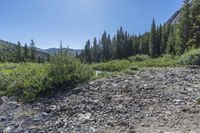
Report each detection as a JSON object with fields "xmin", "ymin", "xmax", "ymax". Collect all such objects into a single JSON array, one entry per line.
[
  {"xmin": 166, "ymin": 9, "xmax": 180, "ymax": 25},
  {"xmin": 0, "ymin": 39, "xmax": 82, "ymax": 57},
  {"xmin": 0, "ymin": 39, "xmax": 49, "ymax": 59},
  {"xmin": 37, "ymin": 48, "xmax": 82, "ymax": 56}
]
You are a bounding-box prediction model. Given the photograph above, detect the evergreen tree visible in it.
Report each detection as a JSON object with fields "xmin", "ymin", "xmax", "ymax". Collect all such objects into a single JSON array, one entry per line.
[
  {"xmin": 116, "ymin": 27, "xmax": 126, "ymax": 59},
  {"xmin": 30, "ymin": 40, "xmax": 36, "ymax": 62},
  {"xmin": 112, "ymin": 35, "xmax": 117, "ymax": 59},
  {"xmin": 37, "ymin": 56, "xmax": 41, "ymax": 63},
  {"xmin": 24, "ymin": 43, "xmax": 28, "ymax": 61},
  {"xmin": 16, "ymin": 41, "xmax": 21, "ymax": 62},
  {"xmin": 149, "ymin": 19, "xmax": 157, "ymax": 57},
  {"xmin": 84, "ymin": 40, "xmax": 92, "ymax": 63},
  {"xmin": 139, "ymin": 32, "xmax": 149, "ymax": 55},
  {"xmin": 76, "ymin": 51, "xmax": 79, "ymax": 58},
  {"xmin": 92, "ymin": 37, "xmax": 98, "ymax": 62},
  {"xmin": 101, "ymin": 31, "xmax": 109, "ymax": 60},
  {"xmin": 106, "ymin": 34, "xmax": 112, "ymax": 60},
  {"xmin": 60, "ymin": 40, "xmax": 63, "ymax": 56},
  {"xmin": 156, "ymin": 24, "xmax": 162, "ymax": 55},
  {"xmin": 47, "ymin": 54, "xmax": 50, "ymax": 62},
  {"xmin": 189, "ymin": 0, "xmax": 200, "ymax": 48},
  {"xmin": 161, "ymin": 24, "xmax": 170, "ymax": 54},
  {"xmin": 132, "ymin": 35, "xmax": 140, "ymax": 55},
  {"xmin": 176, "ymin": 0, "xmax": 191, "ymax": 55},
  {"xmin": 167, "ymin": 26, "xmax": 176, "ymax": 55}
]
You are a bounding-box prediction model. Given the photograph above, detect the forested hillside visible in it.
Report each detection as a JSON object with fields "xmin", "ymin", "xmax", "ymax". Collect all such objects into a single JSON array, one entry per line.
[
  {"xmin": 38, "ymin": 47, "xmax": 82, "ymax": 56},
  {"xmin": 0, "ymin": 40, "xmax": 50, "ymax": 63},
  {"xmin": 80, "ymin": 0, "xmax": 200, "ymax": 63}
]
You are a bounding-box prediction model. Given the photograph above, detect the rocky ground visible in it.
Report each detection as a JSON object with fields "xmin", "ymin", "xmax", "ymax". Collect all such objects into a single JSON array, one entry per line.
[{"xmin": 1, "ymin": 67, "xmax": 200, "ymax": 133}]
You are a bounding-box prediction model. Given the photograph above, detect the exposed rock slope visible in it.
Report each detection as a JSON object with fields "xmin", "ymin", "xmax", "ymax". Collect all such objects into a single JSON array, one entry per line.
[{"xmin": 1, "ymin": 67, "xmax": 200, "ymax": 133}]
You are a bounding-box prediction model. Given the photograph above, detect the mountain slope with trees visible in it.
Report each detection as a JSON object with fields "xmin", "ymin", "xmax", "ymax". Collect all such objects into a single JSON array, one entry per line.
[
  {"xmin": 80, "ymin": 0, "xmax": 200, "ymax": 64},
  {"xmin": 0, "ymin": 39, "xmax": 50, "ymax": 63}
]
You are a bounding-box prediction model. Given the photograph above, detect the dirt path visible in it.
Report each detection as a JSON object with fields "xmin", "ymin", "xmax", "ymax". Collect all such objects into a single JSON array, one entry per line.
[{"xmin": 1, "ymin": 67, "xmax": 200, "ymax": 133}]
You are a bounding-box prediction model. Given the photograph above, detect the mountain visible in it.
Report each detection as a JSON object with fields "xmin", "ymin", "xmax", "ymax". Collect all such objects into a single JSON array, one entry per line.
[
  {"xmin": 166, "ymin": 9, "xmax": 180, "ymax": 25},
  {"xmin": 38, "ymin": 48, "xmax": 82, "ymax": 56},
  {"xmin": 0, "ymin": 39, "xmax": 16, "ymax": 50}
]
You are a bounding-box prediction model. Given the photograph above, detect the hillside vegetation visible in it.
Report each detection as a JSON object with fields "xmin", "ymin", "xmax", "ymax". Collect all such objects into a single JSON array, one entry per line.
[
  {"xmin": 80, "ymin": 0, "xmax": 200, "ymax": 65},
  {"xmin": 93, "ymin": 49, "xmax": 200, "ymax": 76},
  {"xmin": 0, "ymin": 55, "xmax": 93, "ymax": 102}
]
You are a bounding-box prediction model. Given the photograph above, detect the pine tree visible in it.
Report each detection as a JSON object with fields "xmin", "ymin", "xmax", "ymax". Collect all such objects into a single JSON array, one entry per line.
[
  {"xmin": 106, "ymin": 34, "xmax": 112, "ymax": 60},
  {"xmin": 156, "ymin": 24, "xmax": 162, "ymax": 55},
  {"xmin": 60, "ymin": 40, "xmax": 63, "ymax": 56},
  {"xmin": 116, "ymin": 27, "xmax": 126, "ymax": 59},
  {"xmin": 149, "ymin": 19, "xmax": 157, "ymax": 57},
  {"xmin": 132, "ymin": 35, "xmax": 140, "ymax": 55},
  {"xmin": 167, "ymin": 26, "xmax": 176, "ymax": 55},
  {"xmin": 176, "ymin": 0, "xmax": 191, "ymax": 55},
  {"xmin": 92, "ymin": 37, "xmax": 98, "ymax": 62},
  {"xmin": 101, "ymin": 31, "xmax": 109, "ymax": 60},
  {"xmin": 75, "ymin": 51, "xmax": 79, "ymax": 58},
  {"xmin": 189, "ymin": 0, "xmax": 200, "ymax": 48},
  {"xmin": 24, "ymin": 43, "xmax": 28, "ymax": 61},
  {"xmin": 30, "ymin": 40, "xmax": 36, "ymax": 62},
  {"xmin": 16, "ymin": 41, "xmax": 21, "ymax": 62},
  {"xmin": 161, "ymin": 24, "xmax": 170, "ymax": 54},
  {"xmin": 124, "ymin": 31, "xmax": 131, "ymax": 58},
  {"xmin": 139, "ymin": 32, "xmax": 149, "ymax": 55},
  {"xmin": 37, "ymin": 56, "xmax": 41, "ymax": 63},
  {"xmin": 84, "ymin": 40, "xmax": 92, "ymax": 63}
]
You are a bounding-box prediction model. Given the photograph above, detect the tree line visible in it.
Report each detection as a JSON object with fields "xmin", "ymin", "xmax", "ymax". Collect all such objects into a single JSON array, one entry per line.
[
  {"xmin": 0, "ymin": 40, "xmax": 50, "ymax": 63},
  {"xmin": 80, "ymin": 0, "xmax": 200, "ymax": 63}
]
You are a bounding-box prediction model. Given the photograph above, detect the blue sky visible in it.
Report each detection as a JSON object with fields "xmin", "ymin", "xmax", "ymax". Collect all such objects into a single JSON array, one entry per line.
[{"xmin": 0, "ymin": 0, "xmax": 183, "ymax": 49}]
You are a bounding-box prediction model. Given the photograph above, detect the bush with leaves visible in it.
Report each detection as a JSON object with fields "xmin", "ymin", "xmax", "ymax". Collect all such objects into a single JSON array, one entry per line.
[
  {"xmin": 47, "ymin": 55, "xmax": 94, "ymax": 89},
  {"xmin": 0, "ymin": 55, "xmax": 94, "ymax": 102},
  {"xmin": 179, "ymin": 49, "xmax": 200, "ymax": 66},
  {"xmin": 93, "ymin": 60, "xmax": 130, "ymax": 72},
  {"xmin": 128, "ymin": 55, "xmax": 150, "ymax": 62}
]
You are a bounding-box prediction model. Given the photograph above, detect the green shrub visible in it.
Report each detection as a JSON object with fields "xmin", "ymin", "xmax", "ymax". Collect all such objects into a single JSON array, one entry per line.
[
  {"xmin": 196, "ymin": 97, "xmax": 200, "ymax": 104},
  {"xmin": 5, "ymin": 63, "xmax": 49, "ymax": 101},
  {"xmin": 130, "ymin": 66, "xmax": 139, "ymax": 71},
  {"xmin": 93, "ymin": 60, "xmax": 130, "ymax": 72},
  {"xmin": 179, "ymin": 49, "xmax": 200, "ymax": 66},
  {"xmin": 131, "ymin": 55, "xmax": 178, "ymax": 67},
  {"xmin": 128, "ymin": 55, "xmax": 150, "ymax": 62},
  {"xmin": 48, "ymin": 55, "xmax": 94, "ymax": 89},
  {"xmin": 0, "ymin": 56, "xmax": 94, "ymax": 102}
]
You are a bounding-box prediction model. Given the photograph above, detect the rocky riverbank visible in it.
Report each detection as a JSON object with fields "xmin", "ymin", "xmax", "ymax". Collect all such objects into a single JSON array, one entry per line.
[{"xmin": 1, "ymin": 67, "xmax": 200, "ymax": 133}]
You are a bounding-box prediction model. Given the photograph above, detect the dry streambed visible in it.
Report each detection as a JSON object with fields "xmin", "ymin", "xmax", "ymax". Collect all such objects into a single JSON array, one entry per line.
[{"xmin": 1, "ymin": 67, "xmax": 200, "ymax": 133}]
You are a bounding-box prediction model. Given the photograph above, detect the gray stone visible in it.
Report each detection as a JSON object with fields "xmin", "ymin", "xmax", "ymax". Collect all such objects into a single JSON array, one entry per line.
[
  {"xmin": 3, "ymin": 127, "xmax": 11, "ymax": 133},
  {"xmin": 78, "ymin": 113, "xmax": 91, "ymax": 123}
]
